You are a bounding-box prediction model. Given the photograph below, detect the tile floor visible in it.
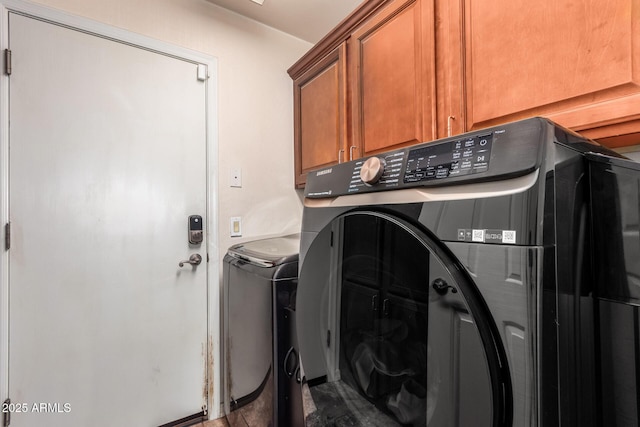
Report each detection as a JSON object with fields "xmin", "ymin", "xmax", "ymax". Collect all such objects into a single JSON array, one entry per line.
[{"xmin": 198, "ymin": 418, "xmax": 230, "ymax": 427}]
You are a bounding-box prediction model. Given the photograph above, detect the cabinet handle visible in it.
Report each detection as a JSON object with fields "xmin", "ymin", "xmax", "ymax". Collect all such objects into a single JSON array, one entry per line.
[
  {"xmin": 447, "ymin": 115, "xmax": 455, "ymax": 137},
  {"xmin": 349, "ymin": 146, "xmax": 357, "ymax": 161},
  {"xmin": 372, "ymin": 294, "xmax": 378, "ymax": 311},
  {"xmin": 383, "ymin": 298, "xmax": 389, "ymax": 317},
  {"xmin": 338, "ymin": 149, "xmax": 345, "ymax": 164}
]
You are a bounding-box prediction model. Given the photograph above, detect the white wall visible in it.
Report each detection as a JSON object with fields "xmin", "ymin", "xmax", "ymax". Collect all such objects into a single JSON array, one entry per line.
[
  {"xmin": 626, "ymin": 152, "xmax": 640, "ymax": 162},
  {"xmin": 617, "ymin": 147, "xmax": 640, "ymax": 163},
  {"xmin": 613, "ymin": 143, "xmax": 640, "ymax": 162},
  {"xmin": 26, "ymin": 0, "xmax": 311, "ymax": 254}
]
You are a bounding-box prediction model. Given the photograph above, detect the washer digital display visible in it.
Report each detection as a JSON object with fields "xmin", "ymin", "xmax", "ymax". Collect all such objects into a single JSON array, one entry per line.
[{"xmin": 404, "ymin": 134, "xmax": 493, "ymax": 183}]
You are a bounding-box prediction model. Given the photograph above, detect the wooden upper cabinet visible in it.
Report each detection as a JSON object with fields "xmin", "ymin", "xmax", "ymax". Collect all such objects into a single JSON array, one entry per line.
[
  {"xmin": 350, "ymin": 0, "xmax": 436, "ymax": 157},
  {"xmin": 290, "ymin": 0, "xmax": 639, "ymax": 187},
  {"xmin": 288, "ymin": 0, "xmax": 434, "ymax": 187},
  {"xmin": 449, "ymin": 0, "xmax": 640, "ymax": 145},
  {"xmin": 292, "ymin": 44, "xmax": 347, "ymax": 187}
]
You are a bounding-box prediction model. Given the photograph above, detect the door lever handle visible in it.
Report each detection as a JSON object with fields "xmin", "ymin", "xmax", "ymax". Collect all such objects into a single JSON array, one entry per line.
[{"xmin": 179, "ymin": 253, "xmax": 202, "ymax": 267}]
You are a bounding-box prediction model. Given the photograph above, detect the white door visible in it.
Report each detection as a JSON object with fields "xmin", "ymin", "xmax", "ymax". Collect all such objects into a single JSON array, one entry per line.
[{"xmin": 7, "ymin": 13, "xmax": 208, "ymax": 426}]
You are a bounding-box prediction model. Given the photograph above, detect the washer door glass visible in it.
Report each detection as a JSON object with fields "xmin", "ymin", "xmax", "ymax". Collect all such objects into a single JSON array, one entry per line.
[{"xmin": 297, "ymin": 211, "xmax": 511, "ymax": 427}]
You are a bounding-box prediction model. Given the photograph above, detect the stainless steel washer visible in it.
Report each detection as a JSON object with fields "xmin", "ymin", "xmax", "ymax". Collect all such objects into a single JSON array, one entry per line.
[{"xmin": 223, "ymin": 234, "xmax": 303, "ymax": 426}]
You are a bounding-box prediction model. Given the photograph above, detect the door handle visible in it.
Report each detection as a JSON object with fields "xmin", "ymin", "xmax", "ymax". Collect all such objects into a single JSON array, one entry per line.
[
  {"xmin": 178, "ymin": 253, "xmax": 202, "ymax": 267},
  {"xmin": 432, "ymin": 278, "xmax": 457, "ymax": 295}
]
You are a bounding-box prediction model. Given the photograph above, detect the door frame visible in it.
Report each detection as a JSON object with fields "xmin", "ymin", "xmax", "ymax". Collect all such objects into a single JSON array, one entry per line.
[{"xmin": 0, "ymin": 0, "xmax": 221, "ymax": 419}]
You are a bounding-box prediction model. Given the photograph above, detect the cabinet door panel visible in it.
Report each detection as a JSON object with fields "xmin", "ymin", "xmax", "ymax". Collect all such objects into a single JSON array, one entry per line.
[
  {"xmin": 351, "ymin": 0, "xmax": 435, "ymax": 157},
  {"xmin": 341, "ymin": 281, "xmax": 381, "ymax": 335},
  {"xmin": 462, "ymin": 0, "xmax": 640, "ymax": 139},
  {"xmin": 293, "ymin": 44, "xmax": 347, "ymax": 187}
]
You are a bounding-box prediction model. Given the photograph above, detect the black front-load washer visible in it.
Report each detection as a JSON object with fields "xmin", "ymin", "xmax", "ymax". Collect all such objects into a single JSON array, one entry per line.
[{"xmin": 294, "ymin": 117, "xmax": 633, "ymax": 426}]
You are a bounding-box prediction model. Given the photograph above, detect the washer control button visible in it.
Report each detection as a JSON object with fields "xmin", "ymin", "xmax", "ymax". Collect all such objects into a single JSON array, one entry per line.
[{"xmin": 360, "ymin": 157, "xmax": 386, "ymax": 185}]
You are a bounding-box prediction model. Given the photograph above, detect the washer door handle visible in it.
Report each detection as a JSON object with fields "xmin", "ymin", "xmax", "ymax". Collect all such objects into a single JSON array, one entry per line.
[
  {"xmin": 283, "ymin": 347, "xmax": 298, "ymax": 378},
  {"xmin": 295, "ymin": 366, "xmax": 302, "ymax": 384}
]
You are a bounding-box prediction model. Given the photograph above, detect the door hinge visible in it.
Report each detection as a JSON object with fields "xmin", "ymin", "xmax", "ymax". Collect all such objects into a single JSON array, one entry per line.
[
  {"xmin": 3, "ymin": 398, "xmax": 10, "ymax": 426},
  {"xmin": 4, "ymin": 49, "xmax": 11, "ymax": 76},
  {"xmin": 4, "ymin": 222, "xmax": 10, "ymax": 250}
]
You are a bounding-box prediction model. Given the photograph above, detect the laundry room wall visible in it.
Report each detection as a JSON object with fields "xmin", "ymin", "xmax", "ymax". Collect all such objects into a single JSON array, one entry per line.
[
  {"xmin": 26, "ymin": 0, "xmax": 310, "ymax": 258},
  {"xmin": 616, "ymin": 146, "xmax": 640, "ymax": 163}
]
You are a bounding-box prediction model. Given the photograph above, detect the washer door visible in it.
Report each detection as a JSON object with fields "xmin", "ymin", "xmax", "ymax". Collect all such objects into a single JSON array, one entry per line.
[{"xmin": 297, "ymin": 211, "xmax": 511, "ymax": 427}]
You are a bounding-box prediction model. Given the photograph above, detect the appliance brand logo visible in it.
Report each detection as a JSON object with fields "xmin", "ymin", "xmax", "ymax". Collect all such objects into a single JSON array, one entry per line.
[{"xmin": 316, "ymin": 168, "xmax": 333, "ymax": 176}]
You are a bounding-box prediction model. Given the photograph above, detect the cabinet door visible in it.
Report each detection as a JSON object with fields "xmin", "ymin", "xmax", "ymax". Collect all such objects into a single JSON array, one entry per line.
[
  {"xmin": 293, "ymin": 44, "xmax": 347, "ymax": 188},
  {"xmin": 427, "ymin": 297, "xmax": 493, "ymax": 426},
  {"xmin": 342, "ymin": 214, "xmax": 382, "ymax": 286},
  {"xmin": 350, "ymin": 0, "xmax": 436, "ymax": 158},
  {"xmin": 446, "ymin": 0, "xmax": 640, "ymax": 144},
  {"xmin": 341, "ymin": 281, "xmax": 381, "ymax": 337}
]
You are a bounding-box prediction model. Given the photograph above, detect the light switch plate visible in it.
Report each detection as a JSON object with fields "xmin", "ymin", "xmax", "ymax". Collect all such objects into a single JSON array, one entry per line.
[{"xmin": 230, "ymin": 217, "xmax": 242, "ymax": 237}]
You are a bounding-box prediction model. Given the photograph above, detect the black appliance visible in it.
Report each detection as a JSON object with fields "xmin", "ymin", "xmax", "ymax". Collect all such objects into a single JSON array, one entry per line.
[
  {"xmin": 223, "ymin": 234, "xmax": 304, "ymax": 426},
  {"xmin": 294, "ymin": 117, "xmax": 636, "ymax": 426},
  {"xmin": 589, "ymin": 154, "xmax": 640, "ymax": 426}
]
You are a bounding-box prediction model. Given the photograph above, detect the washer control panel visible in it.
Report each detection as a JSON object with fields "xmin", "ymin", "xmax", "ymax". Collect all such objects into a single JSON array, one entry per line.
[
  {"xmin": 305, "ymin": 117, "xmax": 554, "ymax": 199},
  {"xmin": 404, "ymin": 134, "xmax": 493, "ymax": 183}
]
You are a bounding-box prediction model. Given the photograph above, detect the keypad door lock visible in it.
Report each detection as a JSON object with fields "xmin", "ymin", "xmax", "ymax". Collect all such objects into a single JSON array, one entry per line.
[{"xmin": 188, "ymin": 215, "xmax": 204, "ymax": 245}]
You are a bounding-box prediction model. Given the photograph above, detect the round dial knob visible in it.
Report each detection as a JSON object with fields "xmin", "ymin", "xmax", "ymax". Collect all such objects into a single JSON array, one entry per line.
[{"xmin": 360, "ymin": 157, "xmax": 386, "ymax": 185}]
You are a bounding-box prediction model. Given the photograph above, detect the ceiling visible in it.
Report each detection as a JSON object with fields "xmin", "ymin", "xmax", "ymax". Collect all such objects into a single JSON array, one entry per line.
[{"xmin": 206, "ymin": 0, "xmax": 364, "ymax": 44}]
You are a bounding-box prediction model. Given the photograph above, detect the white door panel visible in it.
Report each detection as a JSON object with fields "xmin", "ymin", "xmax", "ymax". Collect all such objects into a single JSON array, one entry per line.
[{"xmin": 8, "ymin": 13, "xmax": 208, "ymax": 426}]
